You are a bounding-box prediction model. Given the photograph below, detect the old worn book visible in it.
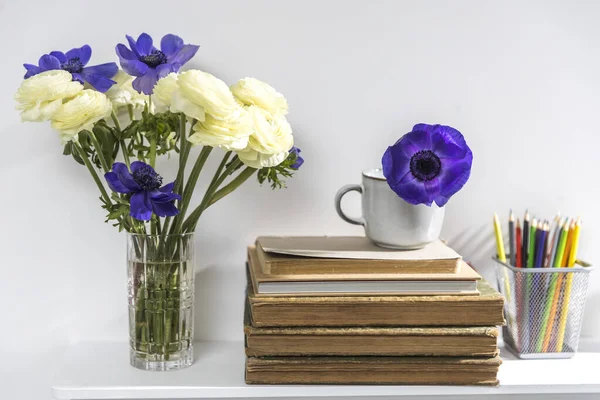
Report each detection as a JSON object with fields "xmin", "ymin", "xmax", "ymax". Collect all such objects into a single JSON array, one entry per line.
[
  {"xmin": 245, "ymin": 356, "xmax": 501, "ymax": 385},
  {"xmin": 246, "ymin": 272, "xmax": 504, "ymax": 327},
  {"xmin": 256, "ymin": 236, "xmax": 461, "ymax": 275},
  {"xmin": 248, "ymin": 246, "xmax": 480, "ymax": 296},
  {"xmin": 244, "ymin": 304, "xmax": 499, "ymax": 357}
]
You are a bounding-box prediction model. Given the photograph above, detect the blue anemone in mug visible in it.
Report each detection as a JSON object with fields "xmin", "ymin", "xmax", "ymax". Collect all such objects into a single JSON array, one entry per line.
[
  {"xmin": 382, "ymin": 123, "xmax": 473, "ymax": 207},
  {"xmin": 105, "ymin": 161, "xmax": 182, "ymax": 221}
]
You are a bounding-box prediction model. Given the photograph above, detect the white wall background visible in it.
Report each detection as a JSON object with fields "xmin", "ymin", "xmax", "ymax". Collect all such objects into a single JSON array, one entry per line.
[{"xmin": 1, "ymin": 0, "xmax": 600, "ymax": 397}]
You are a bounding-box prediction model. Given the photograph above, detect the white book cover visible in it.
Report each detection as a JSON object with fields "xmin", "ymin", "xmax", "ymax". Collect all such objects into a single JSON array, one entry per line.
[{"xmin": 257, "ymin": 236, "xmax": 460, "ymax": 261}]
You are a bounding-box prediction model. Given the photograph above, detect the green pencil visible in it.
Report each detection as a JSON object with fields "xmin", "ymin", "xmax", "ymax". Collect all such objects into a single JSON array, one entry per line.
[
  {"xmin": 527, "ymin": 219, "xmax": 538, "ymax": 268},
  {"xmin": 536, "ymin": 219, "xmax": 569, "ymax": 352}
]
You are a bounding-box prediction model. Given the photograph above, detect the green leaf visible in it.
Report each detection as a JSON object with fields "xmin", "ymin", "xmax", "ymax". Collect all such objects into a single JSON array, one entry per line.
[{"xmin": 63, "ymin": 142, "xmax": 72, "ymax": 156}]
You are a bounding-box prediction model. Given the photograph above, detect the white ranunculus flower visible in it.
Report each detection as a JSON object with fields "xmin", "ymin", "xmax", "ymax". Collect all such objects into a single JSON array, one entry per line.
[
  {"xmin": 105, "ymin": 70, "xmax": 147, "ymax": 110},
  {"xmin": 51, "ymin": 90, "xmax": 112, "ymax": 142},
  {"xmin": 152, "ymin": 73, "xmax": 179, "ymax": 113},
  {"xmin": 15, "ymin": 70, "xmax": 83, "ymax": 122},
  {"xmin": 188, "ymin": 111, "xmax": 253, "ymax": 150},
  {"xmin": 231, "ymin": 77, "xmax": 288, "ymax": 116},
  {"xmin": 236, "ymin": 106, "xmax": 294, "ymax": 168},
  {"xmin": 176, "ymin": 70, "xmax": 242, "ymax": 121},
  {"xmin": 237, "ymin": 148, "xmax": 289, "ymax": 169}
]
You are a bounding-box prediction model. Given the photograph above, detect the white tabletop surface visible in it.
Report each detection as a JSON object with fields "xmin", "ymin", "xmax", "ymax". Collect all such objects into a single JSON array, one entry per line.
[{"xmin": 51, "ymin": 340, "xmax": 600, "ymax": 400}]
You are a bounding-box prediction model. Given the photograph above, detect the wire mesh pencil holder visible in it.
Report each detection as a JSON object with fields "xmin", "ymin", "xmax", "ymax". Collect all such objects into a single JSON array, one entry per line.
[{"xmin": 494, "ymin": 257, "xmax": 593, "ymax": 359}]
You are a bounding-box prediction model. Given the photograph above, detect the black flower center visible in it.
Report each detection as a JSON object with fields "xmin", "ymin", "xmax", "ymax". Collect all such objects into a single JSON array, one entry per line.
[
  {"xmin": 140, "ymin": 50, "xmax": 167, "ymax": 68},
  {"xmin": 61, "ymin": 57, "xmax": 83, "ymax": 73},
  {"xmin": 133, "ymin": 166, "xmax": 163, "ymax": 191},
  {"xmin": 410, "ymin": 150, "xmax": 442, "ymax": 181}
]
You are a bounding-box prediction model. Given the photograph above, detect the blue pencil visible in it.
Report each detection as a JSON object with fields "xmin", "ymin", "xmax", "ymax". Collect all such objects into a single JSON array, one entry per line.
[{"xmin": 535, "ymin": 221, "xmax": 548, "ymax": 268}]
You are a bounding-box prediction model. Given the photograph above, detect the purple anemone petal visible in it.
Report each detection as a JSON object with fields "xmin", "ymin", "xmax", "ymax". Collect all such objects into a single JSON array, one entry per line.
[
  {"xmin": 38, "ymin": 54, "xmax": 61, "ymax": 71},
  {"xmin": 391, "ymin": 174, "xmax": 432, "ymax": 206},
  {"xmin": 402, "ymin": 129, "xmax": 432, "ymax": 151},
  {"xmin": 159, "ymin": 182, "xmax": 175, "ymax": 193},
  {"xmin": 82, "ymin": 63, "xmax": 118, "ymax": 78},
  {"xmin": 65, "ymin": 47, "xmax": 80, "ymax": 62},
  {"xmin": 132, "ymin": 70, "xmax": 159, "ymax": 95},
  {"xmin": 161, "ymin": 34, "xmax": 184, "ymax": 57},
  {"xmin": 116, "ymin": 43, "xmax": 137, "ymax": 61},
  {"xmin": 71, "ymin": 73, "xmax": 84, "ymax": 84},
  {"xmin": 151, "ymin": 199, "xmax": 179, "ymax": 217},
  {"xmin": 382, "ymin": 145, "xmax": 411, "ymax": 186},
  {"xmin": 78, "ymin": 45, "xmax": 92, "ymax": 65},
  {"xmin": 81, "ymin": 72, "xmax": 115, "ymax": 92},
  {"xmin": 437, "ymin": 124, "xmax": 468, "ymax": 148},
  {"xmin": 431, "ymin": 131, "xmax": 467, "ymax": 159},
  {"xmin": 290, "ymin": 148, "xmax": 304, "ymax": 169},
  {"xmin": 415, "ymin": 123, "xmax": 468, "ymax": 149},
  {"xmin": 136, "ymin": 33, "xmax": 154, "ymax": 56},
  {"xmin": 126, "ymin": 35, "xmax": 141, "ymax": 58},
  {"xmin": 168, "ymin": 44, "xmax": 200, "ymax": 66},
  {"xmin": 120, "ymin": 58, "xmax": 148, "ymax": 77},
  {"xmin": 156, "ymin": 63, "xmax": 177, "ymax": 79},
  {"xmin": 49, "ymin": 51, "xmax": 67, "ymax": 63},
  {"xmin": 437, "ymin": 158, "xmax": 473, "ymax": 201},
  {"xmin": 112, "ymin": 162, "xmax": 140, "ymax": 191},
  {"xmin": 105, "ymin": 172, "xmax": 132, "ymax": 194},
  {"xmin": 150, "ymin": 191, "xmax": 182, "ymax": 203},
  {"xmin": 130, "ymin": 192, "xmax": 153, "ymax": 221},
  {"xmin": 23, "ymin": 63, "xmax": 41, "ymax": 78},
  {"xmin": 65, "ymin": 45, "xmax": 92, "ymax": 66},
  {"xmin": 424, "ymin": 178, "xmax": 441, "ymax": 201}
]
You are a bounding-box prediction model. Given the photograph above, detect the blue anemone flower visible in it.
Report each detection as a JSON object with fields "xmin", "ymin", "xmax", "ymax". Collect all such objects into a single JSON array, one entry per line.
[
  {"xmin": 23, "ymin": 45, "xmax": 118, "ymax": 92},
  {"xmin": 105, "ymin": 161, "xmax": 182, "ymax": 221},
  {"xmin": 382, "ymin": 123, "xmax": 473, "ymax": 207},
  {"xmin": 116, "ymin": 33, "xmax": 199, "ymax": 95},
  {"xmin": 289, "ymin": 147, "xmax": 304, "ymax": 169}
]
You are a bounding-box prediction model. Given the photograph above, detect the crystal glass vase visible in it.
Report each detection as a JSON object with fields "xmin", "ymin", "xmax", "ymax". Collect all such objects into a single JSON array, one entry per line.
[{"xmin": 127, "ymin": 233, "xmax": 195, "ymax": 371}]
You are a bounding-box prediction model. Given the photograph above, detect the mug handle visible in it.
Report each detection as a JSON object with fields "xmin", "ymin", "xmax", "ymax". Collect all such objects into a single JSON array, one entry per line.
[{"xmin": 335, "ymin": 184, "xmax": 366, "ymax": 226}]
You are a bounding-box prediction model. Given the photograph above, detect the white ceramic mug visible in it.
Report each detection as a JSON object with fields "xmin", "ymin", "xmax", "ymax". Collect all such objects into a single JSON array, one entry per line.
[{"xmin": 335, "ymin": 168, "xmax": 445, "ymax": 249}]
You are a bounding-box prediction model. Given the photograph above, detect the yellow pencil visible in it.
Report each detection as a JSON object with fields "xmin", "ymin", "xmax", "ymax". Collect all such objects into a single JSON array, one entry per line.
[
  {"xmin": 560, "ymin": 220, "xmax": 575, "ymax": 267},
  {"xmin": 556, "ymin": 218, "xmax": 581, "ymax": 352},
  {"xmin": 494, "ymin": 213, "xmax": 510, "ymax": 300},
  {"xmin": 494, "ymin": 213, "xmax": 507, "ymax": 262}
]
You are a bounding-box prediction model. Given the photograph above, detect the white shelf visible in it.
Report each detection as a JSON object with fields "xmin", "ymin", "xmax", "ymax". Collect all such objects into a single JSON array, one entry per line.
[{"xmin": 52, "ymin": 340, "xmax": 600, "ymax": 400}]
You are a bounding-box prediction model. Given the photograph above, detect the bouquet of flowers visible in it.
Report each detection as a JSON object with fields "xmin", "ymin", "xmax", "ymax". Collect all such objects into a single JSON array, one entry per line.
[{"xmin": 15, "ymin": 33, "xmax": 303, "ymax": 370}]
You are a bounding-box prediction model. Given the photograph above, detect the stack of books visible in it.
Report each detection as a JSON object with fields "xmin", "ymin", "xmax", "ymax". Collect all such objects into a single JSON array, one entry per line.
[{"xmin": 244, "ymin": 236, "xmax": 505, "ymax": 385}]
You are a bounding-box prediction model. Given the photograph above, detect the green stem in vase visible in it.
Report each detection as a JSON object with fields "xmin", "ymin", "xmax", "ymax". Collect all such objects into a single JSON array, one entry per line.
[
  {"xmin": 170, "ymin": 146, "xmax": 213, "ymax": 235},
  {"xmin": 160, "ymin": 115, "xmax": 192, "ymax": 252},
  {"xmin": 188, "ymin": 166, "xmax": 256, "ymax": 233},
  {"xmin": 181, "ymin": 156, "xmax": 241, "ymax": 233},
  {"xmin": 207, "ymin": 166, "xmax": 257, "ymax": 208}
]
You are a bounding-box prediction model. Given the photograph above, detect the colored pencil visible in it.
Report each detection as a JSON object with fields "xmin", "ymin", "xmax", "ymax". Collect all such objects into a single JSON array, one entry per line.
[
  {"xmin": 544, "ymin": 214, "xmax": 560, "ymax": 267},
  {"xmin": 556, "ymin": 218, "xmax": 581, "ymax": 352},
  {"xmin": 561, "ymin": 220, "xmax": 575, "ymax": 268},
  {"xmin": 541, "ymin": 219, "xmax": 570, "ymax": 352},
  {"xmin": 547, "ymin": 217, "xmax": 564, "ymax": 271},
  {"xmin": 535, "ymin": 222, "xmax": 548, "ymax": 268},
  {"xmin": 527, "ymin": 219, "xmax": 538, "ymax": 269},
  {"xmin": 494, "ymin": 213, "xmax": 511, "ymax": 300},
  {"xmin": 522, "ymin": 211, "xmax": 530, "ymax": 268},
  {"xmin": 515, "ymin": 219, "xmax": 522, "ymax": 268},
  {"xmin": 509, "ymin": 210, "xmax": 516, "ymax": 266},
  {"xmin": 493, "ymin": 213, "xmax": 506, "ymax": 263}
]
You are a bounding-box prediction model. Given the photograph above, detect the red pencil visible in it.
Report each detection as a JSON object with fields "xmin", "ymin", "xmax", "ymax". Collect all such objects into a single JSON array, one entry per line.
[{"xmin": 515, "ymin": 218, "xmax": 522, "ymax": 268}]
